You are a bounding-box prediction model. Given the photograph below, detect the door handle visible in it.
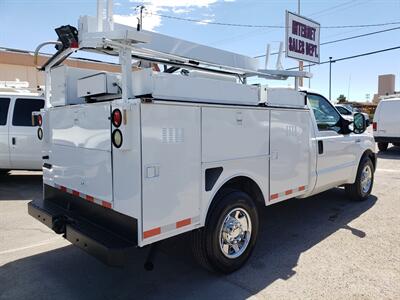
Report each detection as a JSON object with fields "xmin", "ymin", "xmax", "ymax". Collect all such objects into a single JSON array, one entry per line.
[
  {"xmin": 12, "ymin": 137, "xmax": 16, "ymax": 145},
  {"xmin": 355, "ymin": 139, "xmax": 361, "ymax": 143},
  {"xmin": 318, "ymin": 140, "xmax": 323, "ymax": 154}
]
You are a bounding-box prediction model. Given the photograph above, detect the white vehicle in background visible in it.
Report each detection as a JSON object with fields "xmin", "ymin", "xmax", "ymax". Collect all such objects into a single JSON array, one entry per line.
[
  {"xmin": 335, "ymin": 104, "xmax": 370, "ymax": 126},
  {"xmin": 335, "ymin": 104, "xmax": 354, "ymax": 121},
  {"xmin": 0, "ymin": 84, "xmax": 45, "ymax": 175},
  {"xmin": 373, "ymin": 98, "xmax": 400, "ymax": 151},
  {"xmin": 28, "ymin": 0, "xmax": 376, "ymax": 273}
]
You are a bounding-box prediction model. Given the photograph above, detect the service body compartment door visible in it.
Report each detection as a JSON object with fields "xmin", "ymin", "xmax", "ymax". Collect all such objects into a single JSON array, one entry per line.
[
  {"xmin": 47, "ymin": 102, "xmax": 113, "ymax": 205},
  {"xmin": 141, "ymin": 103, "xmax": 201, "ymax": 243},
  {"xmin": 269, "ymin": 109, "xmax": 311, "ymax": 202}
]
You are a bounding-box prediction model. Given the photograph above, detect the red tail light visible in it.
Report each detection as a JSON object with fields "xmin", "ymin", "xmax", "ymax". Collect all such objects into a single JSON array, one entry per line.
[
  {"xmin": 112, "ymin": 109, "xmax": 122, "ymax": 128},
  {"xmin": 38, "ymin": 115, "xmax": 42, "ymax": 126},
  {"xmin": 372, "ymin": 122, "xmax": 377, "ymax": 131}
]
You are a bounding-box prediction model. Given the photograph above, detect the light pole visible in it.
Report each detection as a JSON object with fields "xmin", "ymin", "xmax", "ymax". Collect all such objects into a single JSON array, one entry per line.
[
  {"xmin": 298, "ymin": 0, "xmax": 303, "ymax": 87},
  {"xmin": 329, "ymin": 56, "xmax": 334, "ymax": 100}
]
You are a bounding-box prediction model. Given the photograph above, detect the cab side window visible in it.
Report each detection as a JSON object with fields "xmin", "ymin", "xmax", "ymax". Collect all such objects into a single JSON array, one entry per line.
[
  {"xmin": 308, "ymin": 94, "xmax": 341, "ymax": 132},
  {"xmin": 12, "ymin": 98, "xmax": 44, "ymax": 127},
  {"xmin": 0, "ymin": 98, "xmax": 11, "ymax": 126}
]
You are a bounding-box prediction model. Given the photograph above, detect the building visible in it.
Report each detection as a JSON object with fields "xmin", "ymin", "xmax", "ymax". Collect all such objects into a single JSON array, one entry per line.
[
  {"xmin": 0, "ymin": 47, "xmax": 120, "ymax": 90},
  {"xmin": 373, "ymin": 74, "xmax": 399, "ymax": 104}
]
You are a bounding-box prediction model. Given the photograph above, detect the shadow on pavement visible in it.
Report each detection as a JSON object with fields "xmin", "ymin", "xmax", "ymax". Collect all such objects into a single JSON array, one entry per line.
[
  {"xmin": 0, "ymin": 173, "xmax": 42, "ymax": 201},
  {"xmin": 0, "ymin": 188, "xmax": 377, "ymax": 300},
  {"xmin": 377, "ymin": 145, "xmax": 400, "ymax": 160}
]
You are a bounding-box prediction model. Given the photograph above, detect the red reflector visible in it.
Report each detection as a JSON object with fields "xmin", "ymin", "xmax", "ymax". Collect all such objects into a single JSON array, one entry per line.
[
  {"xmin": 144, "ymin": 227, "xmax": 161, "ymax": 239},
  {"xmin": 176, "ymin": 218, "xmax": 191, "ymax": 228},
  {"xmin": 70, "ymin": 41, "xmax": 79, "ymax": 48},
  {"xmin": 372, "ymin": 122, "xmax": 377, "ymax": 131},
  {"xmin": 102, "ymin": 201, "xmax": 112, "ymax": 209},
  {"xmin": 38, "ymin": 115, "xmax": 42, "ymax": 126},
  {"xmin": 112, "ymin": 109, "xmax": 122, "ymax": 127}
]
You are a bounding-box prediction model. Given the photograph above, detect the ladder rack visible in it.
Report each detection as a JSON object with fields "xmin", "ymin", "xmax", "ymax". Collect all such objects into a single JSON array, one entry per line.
[{"xmin": 37, "ymin": 0, "xmax": 312, "ymax": 104}]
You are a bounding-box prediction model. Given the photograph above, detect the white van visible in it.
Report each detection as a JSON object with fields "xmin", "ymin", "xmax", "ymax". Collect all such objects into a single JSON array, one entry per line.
[
  {"xmin": 0, "ymin": 90, "xmax": 45, "ymax": 174},
  {"xmin": 373, "ymin": 98, "xmax": 400, "ymax": 151}
]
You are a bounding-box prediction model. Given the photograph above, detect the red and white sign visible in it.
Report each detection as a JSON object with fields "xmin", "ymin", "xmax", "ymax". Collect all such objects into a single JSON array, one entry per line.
[{"xmin": 285, "ymin": 11, "xmax": 320, "ymax": 63}]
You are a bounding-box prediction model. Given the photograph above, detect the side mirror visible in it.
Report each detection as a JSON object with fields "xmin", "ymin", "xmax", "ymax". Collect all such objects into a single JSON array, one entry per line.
[{"xmin": 352, "ymin": 113, "xmax": 366, "ymax": 134}]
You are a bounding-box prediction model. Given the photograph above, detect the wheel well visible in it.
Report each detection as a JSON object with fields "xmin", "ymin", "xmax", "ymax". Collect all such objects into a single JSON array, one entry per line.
[
  {"xmin": 210, "ymin": 176, "xmax": 265, "ymax": 211},
  {"xmin": 361, "ymin": 149, "xmax": 376, "ymax": 170}
]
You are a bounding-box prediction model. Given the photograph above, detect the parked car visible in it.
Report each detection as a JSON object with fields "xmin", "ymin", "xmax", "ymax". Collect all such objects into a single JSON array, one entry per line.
[
  {"xmin": 0, "ymin": 90, "xmax": 45, "ymax": 174},
  {"xmin": 373, "ymin": 98, "xmax": 400, "ymax": 151},
  {"xmin": 335, "ymin": 104, "xmax": 370, "ymax": 126}
]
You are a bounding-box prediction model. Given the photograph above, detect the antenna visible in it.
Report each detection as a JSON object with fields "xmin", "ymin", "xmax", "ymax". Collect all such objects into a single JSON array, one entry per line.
[
  {"xmin": 106, "ymin": 0, "xmax": 114, "ymax": 31},
  {"xmin": 97, "ymin": 0, "xmax": 104, "ymax": 32},
  {"xmin": 264, "ymin": 44, "xmax": 270, "ymax": 69},
  {"xmin": 97, "ymin": 0, "xmax": 114, "ymax": 32}
]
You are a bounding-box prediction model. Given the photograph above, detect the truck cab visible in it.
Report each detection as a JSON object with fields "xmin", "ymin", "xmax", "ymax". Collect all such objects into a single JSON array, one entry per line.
[
  {"xmin": 0, "ymin": 89, "xmax": 45, "ymax": 174},
  {"xmin": 304, "ymin": 91, "xmax": 375, "ymax": 194}
]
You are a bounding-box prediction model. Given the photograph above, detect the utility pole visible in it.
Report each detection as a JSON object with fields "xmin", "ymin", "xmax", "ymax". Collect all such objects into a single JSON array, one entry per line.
[
  {"xmin": 137, "ymin": 5, "xmax": 145, "ymax": 30},
  {"xmin": 298, "ymin": 0, "xmax": 303, "ymax": 87}
]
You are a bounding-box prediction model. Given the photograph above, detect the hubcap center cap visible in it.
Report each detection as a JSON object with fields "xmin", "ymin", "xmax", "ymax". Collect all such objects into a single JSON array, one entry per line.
[{"xmin": 219, "ymin": 208, "xmax": 252, "ymax": 259}]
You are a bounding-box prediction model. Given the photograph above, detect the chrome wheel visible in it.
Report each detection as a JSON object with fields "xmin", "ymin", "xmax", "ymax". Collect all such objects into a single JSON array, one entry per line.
[
  {"xmin": 219, "ymin": 208, "xmax": 252, "ymax": 259},
  {"xmin": 361, "ymin": 164, "xmax": 372, "ymax": 194}
]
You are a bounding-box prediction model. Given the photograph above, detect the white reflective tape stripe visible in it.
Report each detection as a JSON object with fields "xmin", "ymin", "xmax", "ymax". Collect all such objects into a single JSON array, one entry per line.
[
  {"xmin": 143, "ymin": 216, "xmax": 200, "ymax": 239},
  {"xmin": 49, "ymin": 183, "xmax": 112, "ymax": 209},
  {"xmin": 270, "ymin": 186, "xmax": 308, "ymax": 201}
]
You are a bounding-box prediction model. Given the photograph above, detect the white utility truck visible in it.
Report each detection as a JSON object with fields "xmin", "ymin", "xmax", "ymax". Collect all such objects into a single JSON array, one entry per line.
[
  {"xmin": 28, "ymin": 0, "xmax": 376, "ymax": 273},
  {"xmin": 373, "ymin": 98, "xmax": 400, "ymax": 151},
  {"xmin": 0, "ymin": 84, "xmax": 44, "ymax": 174}
]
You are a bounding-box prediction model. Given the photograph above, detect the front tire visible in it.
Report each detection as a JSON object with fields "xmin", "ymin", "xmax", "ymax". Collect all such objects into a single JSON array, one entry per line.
[
  {"xmin": 345, "ymin": 157, "xmax": 374, "ymax": 201},
  {"xmin": 192, "ymin": 190, "xmax": 259, "ymax": 273},
  {"xmin": 377, "ymin": 142, "xmax": 388, "ymax": 151}
]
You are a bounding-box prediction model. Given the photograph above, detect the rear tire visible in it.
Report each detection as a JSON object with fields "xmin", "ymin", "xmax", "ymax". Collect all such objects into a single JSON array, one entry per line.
[
  {"xmin": 345, "ymin": 157, "xmax": 374, "ymax": 201},
  {"xmin": 192, "ymin": 190, "xmax": 259, "ymax": 273},
  {"xmin": 377, "ymin": 142, "xmax": 388, "ymax": 151}
]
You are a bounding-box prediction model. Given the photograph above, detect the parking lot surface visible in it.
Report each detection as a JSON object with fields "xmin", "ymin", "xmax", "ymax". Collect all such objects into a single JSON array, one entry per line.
[{"xmin": 0, "ymin": 148, "xmax": 399, "ymax": 300}]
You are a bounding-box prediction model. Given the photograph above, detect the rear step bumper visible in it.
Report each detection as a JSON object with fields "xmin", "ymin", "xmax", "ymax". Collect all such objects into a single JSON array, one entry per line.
[{"xmin": 28, "ymin": 185, "xmax": 138, "ymax": 266}]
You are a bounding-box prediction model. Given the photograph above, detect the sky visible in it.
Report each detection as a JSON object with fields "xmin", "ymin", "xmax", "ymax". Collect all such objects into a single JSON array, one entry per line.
[{"xmin": 0, "ymin": 0, "xmax": 399, "ymax": 102}]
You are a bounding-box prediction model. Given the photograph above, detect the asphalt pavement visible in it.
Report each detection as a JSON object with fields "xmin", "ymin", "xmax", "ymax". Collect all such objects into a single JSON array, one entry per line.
[{"xmin": 0, "ymin": 147, "xmax": 399, "ymax": 300}]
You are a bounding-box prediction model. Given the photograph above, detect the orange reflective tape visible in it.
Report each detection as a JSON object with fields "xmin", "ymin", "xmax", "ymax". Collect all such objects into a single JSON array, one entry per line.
[
  {"xmin": 270, "ymin": 193, "xmax": 279, "ymax": 200},
  {"xmin": 101, "ymin": 201, "xmax": 112, "ymax": 209},
  {"xmin": 176, "ymin": 218, "xmax": 191, "ymax": 228},
  {"xmin": 285, "ymin": 189, "xmax": 293, "ymax": 195},
  {"xmin": 86, "ymin": 195, "xmax": 94, "ymax": 202},
  {"xmin": 144, "ymin": 227, "xmax": 161, "ymax": 239},
  {"xmin": 299, "ymin": 186, "xmax": 305, "ymax": 191},
  {"xmin": 72, "ymin": 190, "xmax": 79, "ymax": 197}
]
